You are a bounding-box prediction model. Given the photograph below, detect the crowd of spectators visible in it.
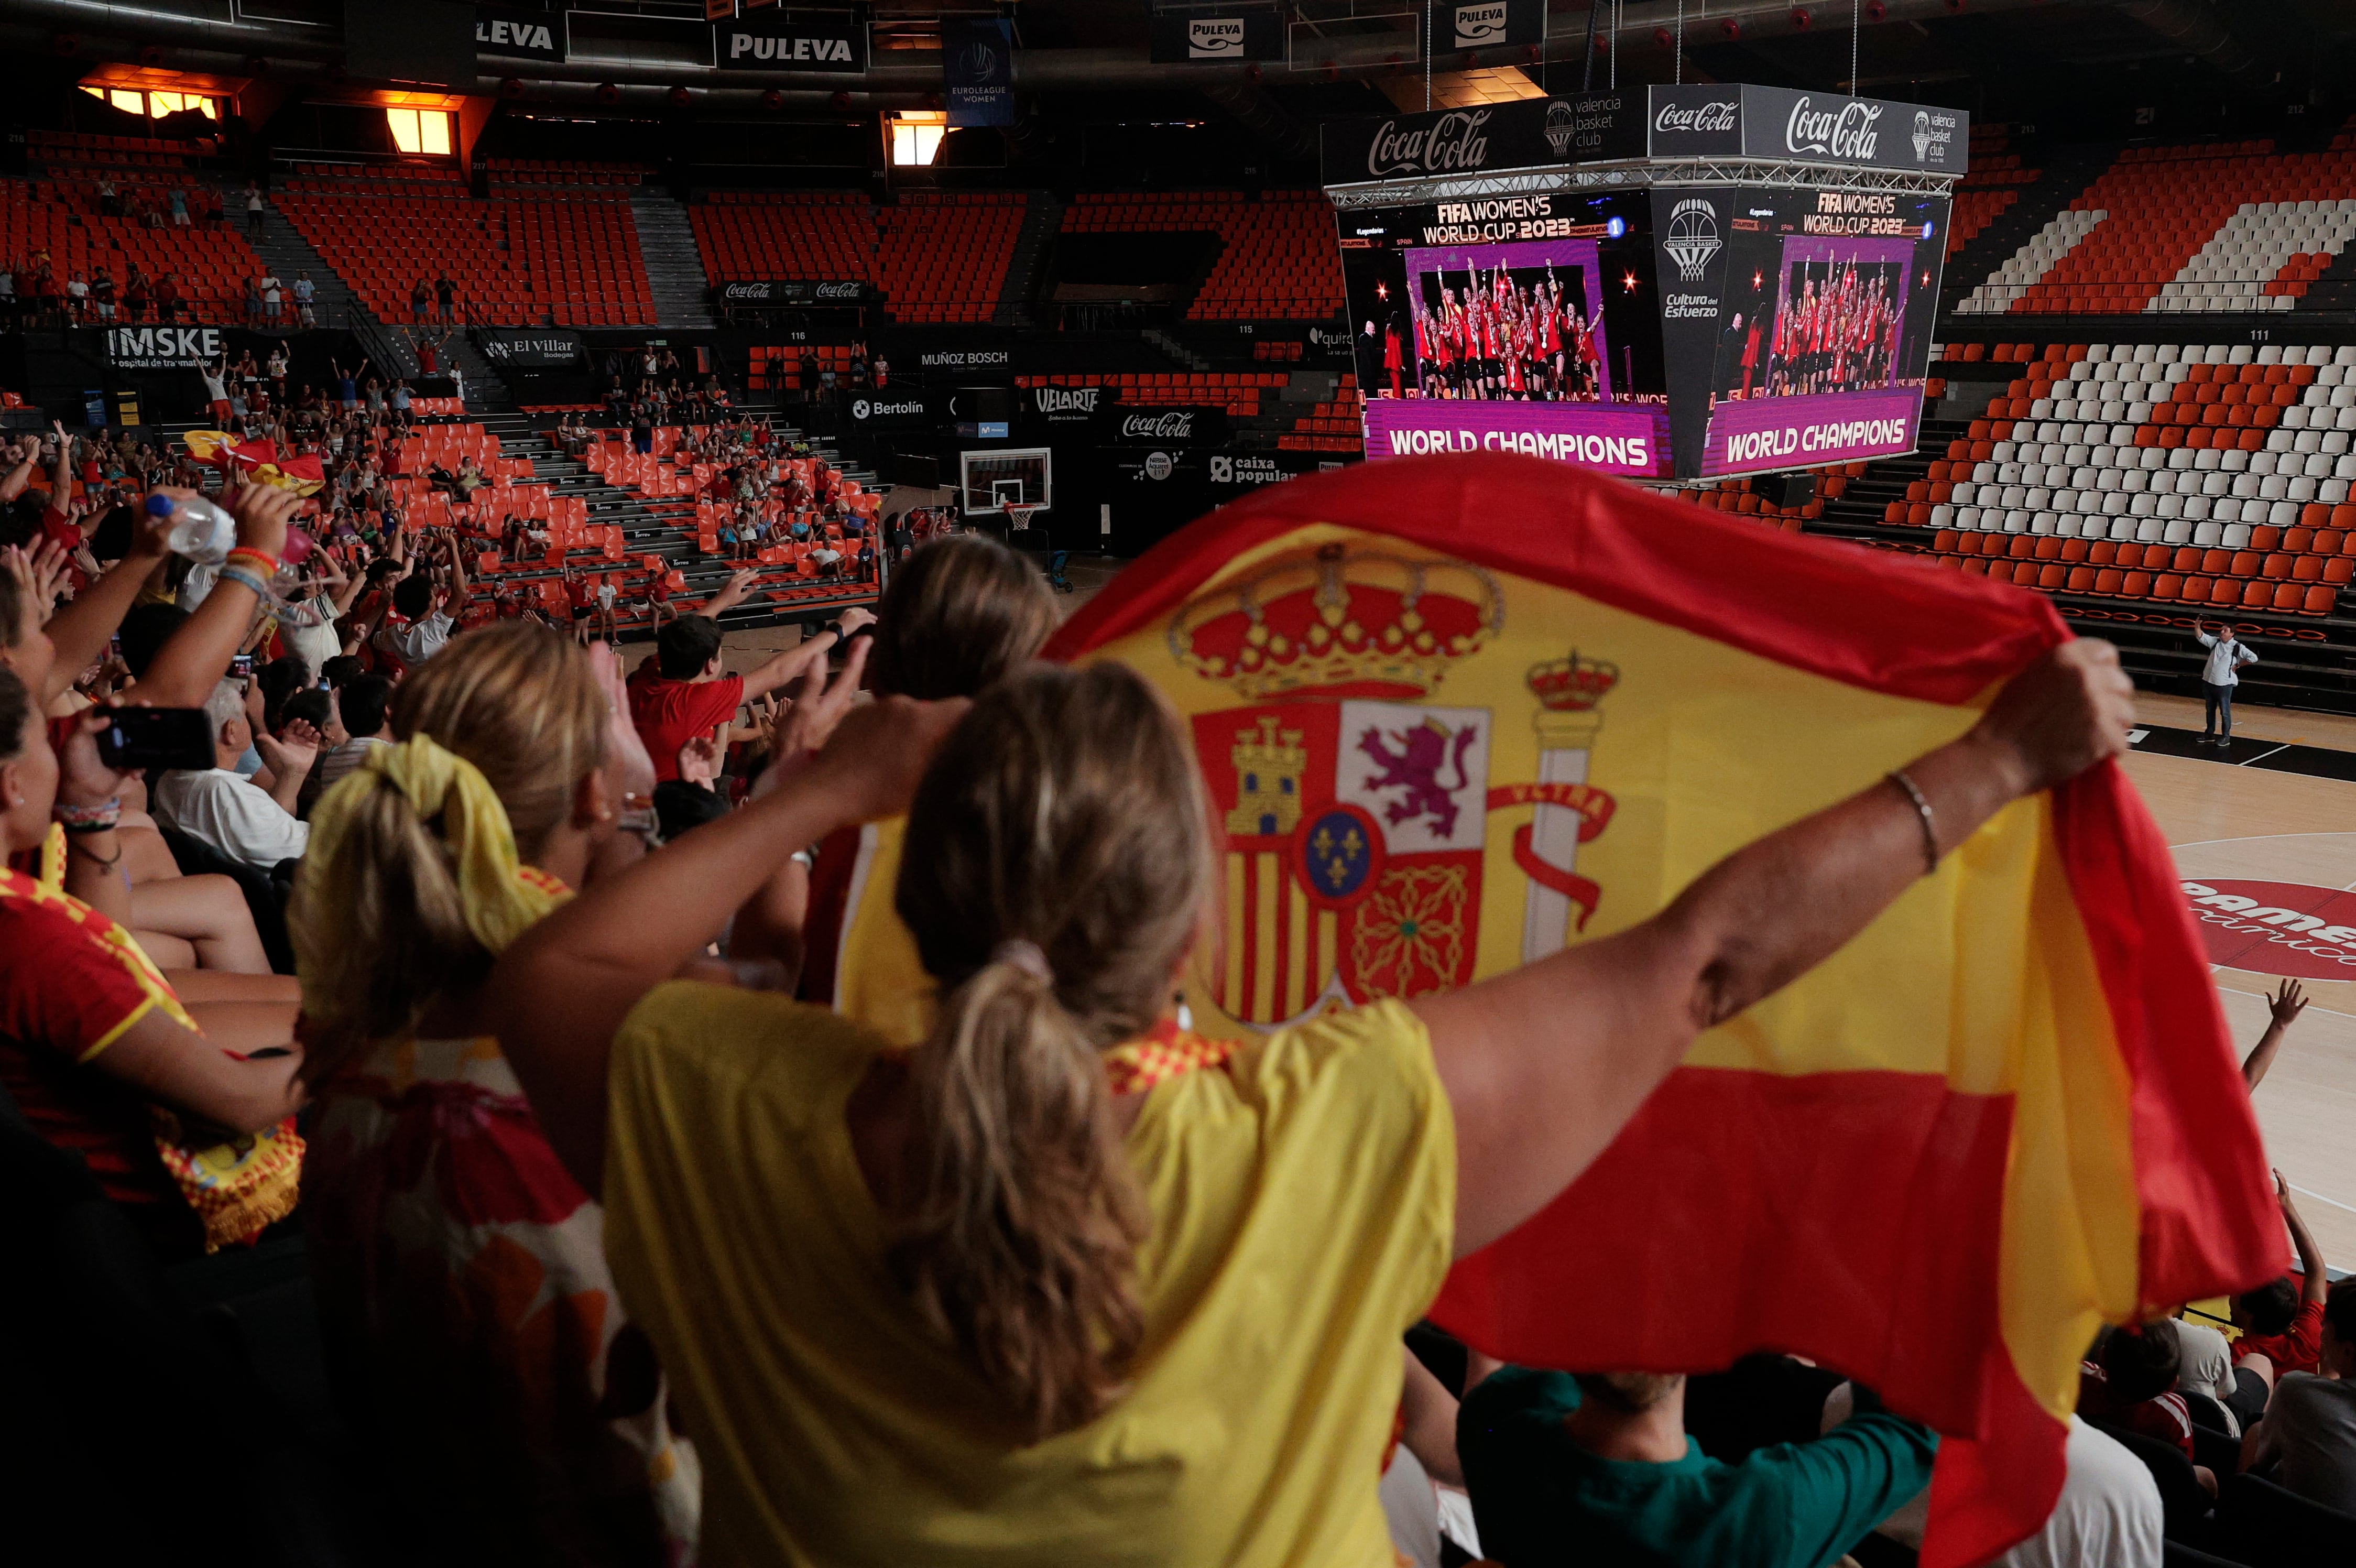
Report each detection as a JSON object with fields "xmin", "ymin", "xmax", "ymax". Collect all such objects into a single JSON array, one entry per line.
[
  {"xmin": 2, "ymin": 253, "xmax": 200, "ymax": 327},
  {"xmin": 3, "ymin": 407, "xmax": 2346, "ymax": 1568}
]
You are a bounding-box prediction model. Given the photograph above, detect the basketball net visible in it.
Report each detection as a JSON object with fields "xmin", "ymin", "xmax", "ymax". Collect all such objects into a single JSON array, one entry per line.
[{"xmin": 1001, "ymin": 500, "xmax": 1041, "ymax": 533}]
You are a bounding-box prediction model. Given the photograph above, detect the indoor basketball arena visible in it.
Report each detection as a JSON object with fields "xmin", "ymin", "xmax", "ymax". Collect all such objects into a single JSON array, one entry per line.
[{"xmin": 3, "ymin": 4, "xmax": 2354, "ymax": 1565}]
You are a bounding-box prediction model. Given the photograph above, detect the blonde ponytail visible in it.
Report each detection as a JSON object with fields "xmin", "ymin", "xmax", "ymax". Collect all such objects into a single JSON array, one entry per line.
[
  {"xmin": 290, "ymin": 624, "xmax": 604, "ymax": 1085},
  {"xmin": 891, "ymin": 664, "xmax": 1214, "ymax": 1440}
]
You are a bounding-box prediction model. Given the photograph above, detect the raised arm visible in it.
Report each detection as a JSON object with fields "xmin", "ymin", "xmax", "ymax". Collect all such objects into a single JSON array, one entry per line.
[
  {"xmin": 2242, "ymin": 979, "xmax": 2307, "ymax": 1092},
  {"xmin": 738, "ymin": 606, "xmax": 874, "ymax": 702},
  {"xmin": 38, "ymin": 500, "xmax": 174, "ymax": 703},
  {"xmin": 489, "ymin": 670, "xmax": 955, "ymax": 1192},
  {"xmin": 1419, "ymin": 639, "xmax": 2134, "ymax": 1258},
  {"xmin": 0, "ymin": 439, "xmax": 33, "ymax": 504},
  {"xmin": 134, "ymin": 483, "xmax": 301, "ymax": 707},
  {"xmin": 2276, "ymin": 1171, "xmax": 2329, "ymax": 1304},
  {"xmin": 704, "ymin": 567, "xmax": 759, "ymax": 618}
]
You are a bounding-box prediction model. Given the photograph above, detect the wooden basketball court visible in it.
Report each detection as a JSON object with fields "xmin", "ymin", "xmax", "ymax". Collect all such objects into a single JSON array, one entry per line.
[{"xmin": 2127, "ymin": 691, "xmax": 2356, "ymax": 1269}]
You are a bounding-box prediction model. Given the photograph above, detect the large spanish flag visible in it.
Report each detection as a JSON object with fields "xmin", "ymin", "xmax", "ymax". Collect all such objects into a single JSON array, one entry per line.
[{"xmin": 1041, "ymin": 453, "xmax": 2284, "ymax": 1566}]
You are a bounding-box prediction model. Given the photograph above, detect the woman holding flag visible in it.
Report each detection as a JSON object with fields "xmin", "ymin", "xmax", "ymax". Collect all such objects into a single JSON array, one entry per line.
[{"xmin": 483, "ymin": 550, "xmax": 2135, "ymax": 1565}]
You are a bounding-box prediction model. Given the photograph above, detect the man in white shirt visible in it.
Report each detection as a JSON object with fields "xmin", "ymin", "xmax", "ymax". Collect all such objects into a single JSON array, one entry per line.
[
  {"xmin": 2170, "ymin": 1316, "xmax": 2244, "ymax": 1436},
  {"xmin": 152, "ymin": 680, "xmax": 315, "ymax": 868},
  {"xmin": 2193, "ymin": 618, "xmax": 2258, "ymax": 747},
  {"xmin": 1994, "ymin": 1418, "xmax": 2164, "ymax": 1568},
  {"xmin": 372, "ymin": 540, "xmax": 468, "ymax": 665}
]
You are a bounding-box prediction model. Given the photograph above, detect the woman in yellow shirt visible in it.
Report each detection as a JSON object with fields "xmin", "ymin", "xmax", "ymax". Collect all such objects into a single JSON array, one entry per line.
[{"xmin": 489, "ymin": 642, "xmax": 2133, "ymax": 1566}]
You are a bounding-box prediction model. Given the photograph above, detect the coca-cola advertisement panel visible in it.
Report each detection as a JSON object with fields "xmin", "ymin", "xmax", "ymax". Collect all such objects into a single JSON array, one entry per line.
[
  {"xmin": 1741, "ymin": 85, "xmax": 1967, "ymax": 176},
  {"xmin": 1320, "ymin": 96, "xmax": 1643, "ymax": 187},
  {"xmin": 1095, "ymin": 404, "xmax": 1230, "ymax": 447},
  {"xmin": 1647, "ymin": 86, "xmax": 1743, "ymax": 159}
]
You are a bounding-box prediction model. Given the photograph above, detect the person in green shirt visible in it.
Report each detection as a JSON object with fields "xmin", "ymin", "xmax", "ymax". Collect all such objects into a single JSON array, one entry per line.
[{"xmin": 1460, "ymin": 1364, "xmax": 1937, "ymax": 1568}]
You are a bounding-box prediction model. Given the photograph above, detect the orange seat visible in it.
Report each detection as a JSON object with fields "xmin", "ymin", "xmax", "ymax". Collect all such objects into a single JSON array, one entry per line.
[
  {"xmin": 2038, "ymin": 564, "xmax": 2068, "ymax": 589},
  {"xmin": 2200, "ymin": 548, "xmax": 2233, "ymax": 574},
  {"xmin": 2240, "ymin": 581, "xmax": 2274, "ymax": 608},
  {"xmin": 2230, "ymin": 551, "xmax": 2262, "ymax": 576},
  {"xmin": 2066, "ymin": 567, "xmax": 2097, "ymax": 593},
  {"xmin": 2272, "ymin": 583, "xmax": 2306, "ymax": 611},
  {"xmin": 2122, "ymin": 571, "xmax": 2153, "ymax": 597},
  {"xmin": 2251, "ymin": 526, "xmax": 2283, "ymax": 552},
  {"xmin": 2303, "ymin": 585, "xmax": 2337, "ymax": 614},
  {"xmin": 2151, "ymin": 574, "xmax": 2182, "ymax": 601}
]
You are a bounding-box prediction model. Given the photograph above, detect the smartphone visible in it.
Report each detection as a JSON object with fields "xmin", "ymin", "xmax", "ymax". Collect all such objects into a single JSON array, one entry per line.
[
  {"xmin": 231, "ymin": 653, "xmax": 255, "ymax": 677},
  {"xmin": 94, "ymin": 708, "xmax": 216, "ymax": 771}
]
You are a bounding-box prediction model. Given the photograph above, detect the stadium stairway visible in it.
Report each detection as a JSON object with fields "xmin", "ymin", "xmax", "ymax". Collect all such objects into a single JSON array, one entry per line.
[
  {"xmin": 996, "ymin": 191, "xmax": 1062, "ymax": 329},
  {"xmin": 1941, "ymin": 143, "xmax": 2119, "ymax": 316},
  {"xmin": 630, "ymin": 191, "xmax": 718, "ymax": 329},
  {"xmin": 479, "ymin": 401, "xmax": 880, "ymax": 635},
  {"xmin": 1143, "ymin": 326, "xmax": 1214, "ymax": 372},
  {"xmin": 245, "ymin": 193, "xmax": 373, "ymax": 335}
]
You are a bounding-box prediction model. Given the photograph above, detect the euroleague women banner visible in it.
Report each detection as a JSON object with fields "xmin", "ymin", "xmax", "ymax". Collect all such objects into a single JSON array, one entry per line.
[{"xmin": 1041, "ymin": 453, "xmax": 2283, "ymax": 1568}]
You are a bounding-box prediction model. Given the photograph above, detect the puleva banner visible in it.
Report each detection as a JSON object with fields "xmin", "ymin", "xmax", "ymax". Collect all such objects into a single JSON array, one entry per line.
[{"xmin": 1027, "ymin": 453, "xmax": 2282, "ymax": 1568}]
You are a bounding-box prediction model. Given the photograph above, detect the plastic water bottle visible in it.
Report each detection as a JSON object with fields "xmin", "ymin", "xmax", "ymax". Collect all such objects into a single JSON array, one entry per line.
[
  {"xmin": 149, "ymin": 492, "xmax": 234, "ymax": 567},
  {"xmin": 146, "ymin": 493, "xmax": 318, "ymax": 602}
]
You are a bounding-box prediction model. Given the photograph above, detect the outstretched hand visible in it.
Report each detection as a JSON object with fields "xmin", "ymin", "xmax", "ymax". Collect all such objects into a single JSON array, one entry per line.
[
  {"xmin": 587, "ymin": 641, "xmax": 658, "ymax": 807},
  {"xmin": 258, "ymin": 717, "xmax": 322, "ymax": 776},
  {"xmin": 2268, "ymin": 978, "xmax": 2310, "ymax": 1030}
]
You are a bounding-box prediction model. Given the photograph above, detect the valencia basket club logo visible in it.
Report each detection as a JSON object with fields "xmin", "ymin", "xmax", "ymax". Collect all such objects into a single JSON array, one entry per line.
[
  {"xmin": 1663, "ymin": 198, "xmax": 1722, "ymax": 282},
  {"xmin": 1168, "ymin": 543, "xmax": 1619, "ymax": 1028}
]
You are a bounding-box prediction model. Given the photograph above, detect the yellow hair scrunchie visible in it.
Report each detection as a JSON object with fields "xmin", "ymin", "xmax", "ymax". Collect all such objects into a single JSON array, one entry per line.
[{"xmin": 299, "ymin": 734, "xmax": 567, "ymax": 1021}]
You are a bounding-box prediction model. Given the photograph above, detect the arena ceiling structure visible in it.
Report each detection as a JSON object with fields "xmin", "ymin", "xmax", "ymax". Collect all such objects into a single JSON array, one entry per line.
[{"xmin": 3, "ymin": 1, "xmax": 2351, "ymax": 166}]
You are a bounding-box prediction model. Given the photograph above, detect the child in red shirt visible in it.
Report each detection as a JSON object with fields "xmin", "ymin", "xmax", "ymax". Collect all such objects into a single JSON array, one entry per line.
[{"xmin": 2234, "ymin": 1174, "xmax": 2330, "ymax": 1377}]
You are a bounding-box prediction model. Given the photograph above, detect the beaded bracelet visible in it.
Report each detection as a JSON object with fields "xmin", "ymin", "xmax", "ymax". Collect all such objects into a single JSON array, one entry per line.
[
  {"xmin": 225, "ymin": 545, "xmax": 280, "ymax": 576},
  {"xmin": 53, "ymin": 797, "xmax": 121, "ymax": 832}
]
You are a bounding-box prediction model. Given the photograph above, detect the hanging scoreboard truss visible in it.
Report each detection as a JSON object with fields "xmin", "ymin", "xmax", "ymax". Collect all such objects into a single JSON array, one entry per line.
[{"xmin": 1324, "ymin": 85, "xmax": 1968, "ymax": 481}]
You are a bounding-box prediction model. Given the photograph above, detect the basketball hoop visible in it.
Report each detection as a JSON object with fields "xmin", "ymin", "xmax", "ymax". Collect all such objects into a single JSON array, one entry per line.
[{"xmin": 1001, "ymin": 500, "xmax": 1042, "ymax": 534}]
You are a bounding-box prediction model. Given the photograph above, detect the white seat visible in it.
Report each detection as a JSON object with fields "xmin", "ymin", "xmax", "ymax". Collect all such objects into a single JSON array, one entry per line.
[
  {"xmin": 1930, "ymin": 504, "xmax": 1955, "ymax": 528},
  {"xmin": 2016, "ymin": 510, "xmax": 2041, "ymax": 533},
  {"xmin": 2291, "ymin": 476, "xmax": 2320, "ymax": 502},
  {"xmin": 2135, "ymin": 518, "xmax": 2165, "ymax": 543},
  {"xmin": 2222, "ymin": 522, "xmax": 2253, "ymax": 548},
  {"xmin": 2194, "ymin": 521, "xmax": 2224, "ymax": 546},
  {"xmin": 2270, "ymin": 500, "xmax": 2301, "ymax": 527},
  {"xmin": 1957, "ymin": 505, "xmax": 1983, "ymax": 528},
  {"xmin": 2324, "ymin": 478, "xmax": 2351, "ymax": 503},
  {"xmin": 2163, "ymin": 519, "xmax": 2194, "ymax": 544}
]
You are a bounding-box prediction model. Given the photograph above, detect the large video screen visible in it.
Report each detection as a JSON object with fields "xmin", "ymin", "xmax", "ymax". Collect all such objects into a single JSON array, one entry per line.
[
  {"xmin": 1339, "ymin": 191, "xmax": 1673, "ymax": 479},
  {"xmin": 1654, "ymin": 186, "xmax": 1950, "ymax": 478}
]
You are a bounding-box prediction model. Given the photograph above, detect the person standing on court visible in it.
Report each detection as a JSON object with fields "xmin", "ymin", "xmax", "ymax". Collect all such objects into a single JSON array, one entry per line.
[{"xmin": 2194, "ymin": 618, "xmax": 2258, "ymax": 747}]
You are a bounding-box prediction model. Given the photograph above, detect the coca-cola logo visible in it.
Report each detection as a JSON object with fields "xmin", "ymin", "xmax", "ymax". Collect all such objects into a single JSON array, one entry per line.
[
  {"xmin": 1785, "ymin": 95, "xmax": 1882, "ymax": 161},
  {"xmin": 1365, "ymin": 110, "xmax": 1492, "ymax": 179},
  {"xmin": 1121, "ymin": 410, "xmax": 1195, "ymax": 440},
  {"xmin": 813, "ymin": 281, "xmax": 862, "ymax": 300},
  {"xmin": 1655, "ymin": 99, "xmax": 1738, "ymax": 135}
]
